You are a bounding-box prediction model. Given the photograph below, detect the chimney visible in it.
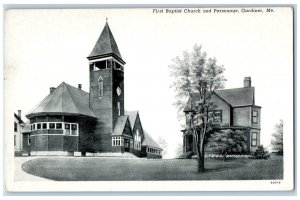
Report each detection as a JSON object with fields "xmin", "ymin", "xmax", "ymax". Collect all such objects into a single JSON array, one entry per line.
[
  {"xmin": 78, "ymin": 84, "xmax": 82, "ymax": 90},
  {"xmin": 244, "ymin": 77, "xmax": 251, "ymax": 87},
  {"xmin": 50, "ymin": 87, "xmax": 56, "ymax": 93},
  {"xmin": 17, "ymin": 110, "xmax": 21, "ymax": 118}
]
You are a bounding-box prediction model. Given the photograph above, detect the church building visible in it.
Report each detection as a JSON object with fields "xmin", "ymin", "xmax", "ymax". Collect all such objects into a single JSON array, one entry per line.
[{"xmin": 21, "ymin": 22, "xmax": 163, "ymax": 158}]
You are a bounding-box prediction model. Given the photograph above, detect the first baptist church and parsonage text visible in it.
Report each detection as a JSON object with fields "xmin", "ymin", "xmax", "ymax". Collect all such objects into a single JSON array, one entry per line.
[{"xmin": 153, "ymin": 8, "xmax": 265, "ymax": 14}]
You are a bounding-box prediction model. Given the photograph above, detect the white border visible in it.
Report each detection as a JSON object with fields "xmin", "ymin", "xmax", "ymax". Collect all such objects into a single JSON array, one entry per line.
[{"xmin": 1, "ymin": 2, "xmax": 297, "ymax": 195}]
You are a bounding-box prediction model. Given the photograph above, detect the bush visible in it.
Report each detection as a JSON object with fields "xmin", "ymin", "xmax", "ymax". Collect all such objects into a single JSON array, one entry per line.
[
  {"xmin": 191, "ymin": 154, "xmax": 254, "ymax": 160},
  {"xmin": 208, "ymin": 129, "xmax": 248, "ymax": 161},
  {"xmin": 253, "ymin": 145, "xmax": 270, "ymax": 159}
]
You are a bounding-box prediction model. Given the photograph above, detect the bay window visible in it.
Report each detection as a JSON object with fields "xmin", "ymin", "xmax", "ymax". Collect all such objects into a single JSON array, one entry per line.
[{"xmin": 112, "ymin": 137, "xmax": 123, "ymax": 146}]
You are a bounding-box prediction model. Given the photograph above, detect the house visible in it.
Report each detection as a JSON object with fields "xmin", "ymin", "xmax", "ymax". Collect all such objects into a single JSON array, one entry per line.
[
  {"xmin": 182, "ymin": 77, "xmax": 261, "ymax": 155},
  {"xmin": 14, "ymin": 110, "xmax": 25, "ymax": 156},
  {"xmin": 21, "ymin": 22, "xmax": 162, "ymax": 158}
]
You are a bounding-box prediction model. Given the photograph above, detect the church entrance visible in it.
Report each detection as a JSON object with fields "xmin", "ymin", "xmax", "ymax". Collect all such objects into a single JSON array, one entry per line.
[{"xmin": 124, "ymin": 139, "xmax": 130, "ymax": 152}]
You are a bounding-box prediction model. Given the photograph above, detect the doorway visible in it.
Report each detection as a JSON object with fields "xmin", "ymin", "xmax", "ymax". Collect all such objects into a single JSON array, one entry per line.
[{"xmin": 124, "ymin": 139, "xmax": 130, "ymax": 152}]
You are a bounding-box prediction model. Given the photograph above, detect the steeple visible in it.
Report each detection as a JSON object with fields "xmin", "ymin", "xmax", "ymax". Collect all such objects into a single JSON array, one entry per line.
[{"xmin": 88, "ymin": 22, "xmax": 125, "ymax": 64}]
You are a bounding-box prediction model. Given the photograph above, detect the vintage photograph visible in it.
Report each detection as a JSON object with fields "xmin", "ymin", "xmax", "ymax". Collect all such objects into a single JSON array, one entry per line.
[{"xmin": 4, "ymin": 7, "xmax": 294, "ymax": 191}]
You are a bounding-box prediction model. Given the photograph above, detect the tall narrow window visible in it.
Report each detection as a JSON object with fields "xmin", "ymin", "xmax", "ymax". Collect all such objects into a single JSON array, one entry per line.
[
  {"xmin": 252, "ymin": 110, "xmax": 258, "ymax": 123},
  {"xmin": 14, "ymin": 122, "xmax": 17, "ymax": 132},
  {"xmin": 117, "ymin": 102, "xmax": 121, "ymax": 116},
  {"xmin": 134, "ymin": 130, "xmax": 141, "ymax": 150},
  {"xmin": 98, "ymin": 76, "xmax": 103, "ymax": 98},
  {"xmin": 252, "ymin": 132, "xmax": 257, "ymax": 146}
]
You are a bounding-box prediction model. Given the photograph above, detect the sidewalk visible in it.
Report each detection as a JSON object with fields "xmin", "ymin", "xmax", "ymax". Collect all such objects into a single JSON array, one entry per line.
[{"xmin": 14, "ymin": 157, "xmax": 52, "ymax": 181}]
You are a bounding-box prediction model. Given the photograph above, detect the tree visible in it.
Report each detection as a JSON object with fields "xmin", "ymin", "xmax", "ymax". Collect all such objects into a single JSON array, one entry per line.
[
  {"xmin": 157, "ymin": 136, "xmax": 168, "ymax": 157},
  {"xmin": 271, "ymin": 120, "xmax": 283, "ymax": 155},
  {"xmin": 253, "ymin": 145, "xmax": 270, "ymax": 159},
  {"xmin": 169, "ymin": 44, "xmax": 226, "ymax": 172},
  {"xmin": 208, "ymin": 129, "xmax": 248, "ymax": 161}
]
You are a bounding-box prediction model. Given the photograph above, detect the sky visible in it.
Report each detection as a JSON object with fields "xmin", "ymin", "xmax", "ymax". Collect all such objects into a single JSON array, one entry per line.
[{"xmin": 4, "ymin": 8, "xmax": 293, "ymax": 158}]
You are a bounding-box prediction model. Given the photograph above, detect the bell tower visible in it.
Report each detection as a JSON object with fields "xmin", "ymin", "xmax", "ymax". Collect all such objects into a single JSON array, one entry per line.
[{"xmin": 87, "ymin": 22, "xmax": 125, "ymax": 152}]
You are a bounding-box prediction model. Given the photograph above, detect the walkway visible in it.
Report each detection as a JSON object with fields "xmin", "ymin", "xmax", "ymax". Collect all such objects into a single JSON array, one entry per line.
[{"xmin": 14, "ymin": 157, "xmax": 52, "ymax": 181}]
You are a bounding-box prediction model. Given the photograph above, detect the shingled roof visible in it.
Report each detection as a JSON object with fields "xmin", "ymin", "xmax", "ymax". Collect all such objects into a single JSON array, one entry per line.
[
  {"xmin": 215, "ymin": 87, "xmax": 255, "ymax": 107},
  {"xmin": 14, "ymin": 113, "xmax": 24, "ymax": 124},
  {"xmin": 26, "ymin": 82, "xmax": 97, "ymax": 119},
  {"xmin": 112, "ymin": 115, "xmax": 131, "ymax": 136},
  {"xmin": 22, "ymin": 121, "xmax": 31, "ymax": 133},
  {"xmin": 125, "ymin": 111, "xmax": 138, "ymax": 130},
  {"xmin": 88, "ymin": 22, "xmax": 124, "ymax": 64},
  {"xmin": 184, "ymin": 87, "xmax": 256, "ymax": 111},
  {"xmin": 142, "ymin": 130, "xmax": 163, "ymax": 150}
]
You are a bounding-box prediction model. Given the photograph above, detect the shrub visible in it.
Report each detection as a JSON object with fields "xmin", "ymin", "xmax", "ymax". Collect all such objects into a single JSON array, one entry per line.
[
  {"xmin": 253, "ymin": 145, "xmax": 270, "ymax": 159},
  {"xmin": 191, "ymin": 154, "xmax": 254, "ymax": 160},
  {"xmin": 208, "ymin": 129, "xmax": 248, "ymax": 161}
]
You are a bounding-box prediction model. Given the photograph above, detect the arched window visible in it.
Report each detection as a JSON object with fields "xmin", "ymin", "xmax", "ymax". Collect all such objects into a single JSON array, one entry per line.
[{"xmin": 98, "ymin": 76, "xmax": 103, "ymax": 98}]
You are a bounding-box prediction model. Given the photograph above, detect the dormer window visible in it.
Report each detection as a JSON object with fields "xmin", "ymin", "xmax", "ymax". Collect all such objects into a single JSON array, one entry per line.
[{"xmin": 98, "ymin": 76, "xmax": 103, "ymax": 98}]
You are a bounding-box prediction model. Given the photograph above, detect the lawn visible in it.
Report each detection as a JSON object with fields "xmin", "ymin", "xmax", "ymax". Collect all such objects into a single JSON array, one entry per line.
[{"xmin": 22, "ymin": 155, "xmax": 283, "ymax": 181}]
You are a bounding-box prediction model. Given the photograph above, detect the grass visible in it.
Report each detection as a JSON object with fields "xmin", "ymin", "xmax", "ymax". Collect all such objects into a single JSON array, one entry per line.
[{"xmin": 22, "ymin": 155, "xmax": 283, "ymax": 181}]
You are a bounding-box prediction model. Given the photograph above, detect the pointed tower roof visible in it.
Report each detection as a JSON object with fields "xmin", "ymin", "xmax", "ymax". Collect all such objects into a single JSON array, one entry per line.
[
  {"xmin": 26, "ymin": 82, "xmax": 97, "ymax": 119},
  {"xmin": 88, "ymin": 22, "xmax": 125, "ymax": 64}
]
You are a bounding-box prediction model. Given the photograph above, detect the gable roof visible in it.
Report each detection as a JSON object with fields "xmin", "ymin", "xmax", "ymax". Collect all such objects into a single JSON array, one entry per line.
[
  {"xmin": 112, "ymin": 115, "xmax": 132, "ymax": 136},
  {"xmin": 22, "ymin": 121, "xmax": 31, "ymax": 133},
  {"xmin": 184, "ymin": 87, "xmax": 255, "ymax": 111},
  {"xmin": 125, "ymin": 111, "xmax": 138, "ymax": 130},
  {"xmin": 88, "ymin": 22, "xmax": 124, "ymax": 64},
  {"xmin": 14, "ymin": 113, "xmax": 24, "ymax": 124},
  {"xmin": 142, "ymin": 130, "xmax": 163, "ymax": 150},
  {"xmin": 214, "ymin": 87, "xmax": 255, "ymax": 107},
  {"xmin": 26, "ymin": 82, "xmax": 97, "ymax": 119}
]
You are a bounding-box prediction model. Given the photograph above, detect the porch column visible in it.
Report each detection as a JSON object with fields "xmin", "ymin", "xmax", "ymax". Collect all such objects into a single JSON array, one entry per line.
[{"xmin": 183, "ymin": 135, "xmax": 186, "ymax": 153}]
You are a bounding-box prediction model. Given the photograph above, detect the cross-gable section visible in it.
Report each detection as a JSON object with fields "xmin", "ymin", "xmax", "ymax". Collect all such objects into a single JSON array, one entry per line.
[
  {"xmin": 112, "ymin": 115, "xmax": 133, "ymax": 137},
  {"xmin": 125, "ymin": 111, "xmax": 144, "ymax": 141}
]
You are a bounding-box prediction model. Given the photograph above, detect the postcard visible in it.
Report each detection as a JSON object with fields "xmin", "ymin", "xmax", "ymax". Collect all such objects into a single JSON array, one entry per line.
[{"xmin": 4, "ymin": 7, "xmax": 294, "ymax": 191}]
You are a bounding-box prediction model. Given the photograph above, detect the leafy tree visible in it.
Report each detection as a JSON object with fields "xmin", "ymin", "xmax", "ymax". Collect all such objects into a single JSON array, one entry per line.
[
  {"xmin": 208, "ymin": 129, "xmax": 248, "ymax": 161},
  {"xmin": 157, "ymin": 136, "xmax": 168, "ymax": 157},
  {"xmin": 169, "ymin": 44, "xmax": 226, "ymax": 172},
  {"xmin": 271, "ymin": 120, "xmax": 283, "ymax": 155},
  {"xmin": 253, "ymin": 145, "xmax": 270, "ymax": 159}
]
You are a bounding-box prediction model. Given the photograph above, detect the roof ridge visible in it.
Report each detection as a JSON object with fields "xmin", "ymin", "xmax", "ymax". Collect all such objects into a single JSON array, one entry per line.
[
  {"xmin": 106, "ymin": 23, "xmax": 113, "ymax": 53},
  {"xmin": 26, "ymin": 82, "xmax": 65, "ymax": 116},
  {"xmin": 142, "ymin": 130, "xmax": 162, "ymax": 150},
  {"xmin": 122, "ymin": 116, "xmax": 129, "ymax": 132},
  {"xmin": 64, "ymin": 83, "xmax": 80, "ymax": 114},
  {"xmin": 44, "ymin": 83, "xmax": 63, "ymax": 113},
  {"xmin": 14, "ymin": 113, "xmax": 24, "ymax": 124},
  {"xmin": 216, "ymin": 86, "xmax": 254, "ymax": 92},
  {"xmin": 63, "ymin": 82, "xmax": 89, "ymax": 95}
]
